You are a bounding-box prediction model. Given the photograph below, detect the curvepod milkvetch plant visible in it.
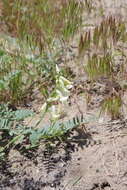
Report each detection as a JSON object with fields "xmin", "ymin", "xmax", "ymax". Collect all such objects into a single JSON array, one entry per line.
[{"xmin": 40, "ymin": 65, "xmax": 73, "ymax": 123}]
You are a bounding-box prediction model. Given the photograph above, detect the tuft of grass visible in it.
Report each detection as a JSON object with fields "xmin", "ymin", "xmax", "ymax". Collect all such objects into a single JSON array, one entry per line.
[
  {"xmin": 0, "ymin": 34, "xmax": 64, "ymax": 104},
  {"xmin": 0, "ymin": 0, "xmax": 83, "ymax": 104},
  {"xmin": 85, "ymin": 53, "xmax": 113, "ymax": 81},
  {"xmin": 78, "ymin": 16, "xmax": 127, "ymax": 57},
  {"xmin": 79, "ymin": 15, "xmax": 127, "ymax": 119},
  {"xmin": 101, "ymin": 95, "xmax": 122, "ymax": 120},
  {"xmin": 1, "ymin": 0, "xmax": 83, "ymax": 50}
]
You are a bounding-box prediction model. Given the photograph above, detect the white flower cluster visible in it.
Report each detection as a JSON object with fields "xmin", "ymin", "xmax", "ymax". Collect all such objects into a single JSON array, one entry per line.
[{"xmin": 41, "ymin": 65, "xmax": 73, "ymax": 122}]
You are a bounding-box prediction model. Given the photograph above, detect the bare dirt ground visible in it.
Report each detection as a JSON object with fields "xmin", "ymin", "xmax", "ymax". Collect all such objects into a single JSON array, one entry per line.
[
  {"xmin": 1, "ymin": 0, "xmax": 127, "ymax": 190},
  {"xmin": 1, "ymin": 77, "xmax": 127, "ymax": 190}
]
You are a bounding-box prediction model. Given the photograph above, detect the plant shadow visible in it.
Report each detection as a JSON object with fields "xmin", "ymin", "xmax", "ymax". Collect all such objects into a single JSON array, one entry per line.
[{"xmin": 0, "ymin": 128, "xmax": 93, "ymax": 189}]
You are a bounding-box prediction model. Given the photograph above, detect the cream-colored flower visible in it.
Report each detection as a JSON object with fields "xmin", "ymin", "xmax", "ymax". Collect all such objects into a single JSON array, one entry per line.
[
  {"xmin": 55, "ymin": 89, "xmax": 68, "ymax": 102},
  {"xmin": 59, "ymin": 76, "xmax": 73, "ymax": 89},
  {"xmin": 47, "ymin": 96, "xmax": 59, "ymax": 102},
  {"xmin": 56, "ymin": 65, "xmax": 60, "ymax": 74},
  {"xmin": 40, "ymin": 102, "xmax": 47, "ymax": 113},
  {"xmin": 40, "ymin": 65, "xmax": 73, "ymax": 124},
  {"xmin": 49, "ymin": 105, "xmax": 60, "ymax": 121}
]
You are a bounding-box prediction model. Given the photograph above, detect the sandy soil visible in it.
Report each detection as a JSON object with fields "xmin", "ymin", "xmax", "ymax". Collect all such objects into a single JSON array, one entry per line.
[
  {"xmin": 1, "ymin": 77, "xmax": 127, "ymax": 190},
  {"xmin": 1, "ymin": 0, "xmax": 127, "ymax": 190}
]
